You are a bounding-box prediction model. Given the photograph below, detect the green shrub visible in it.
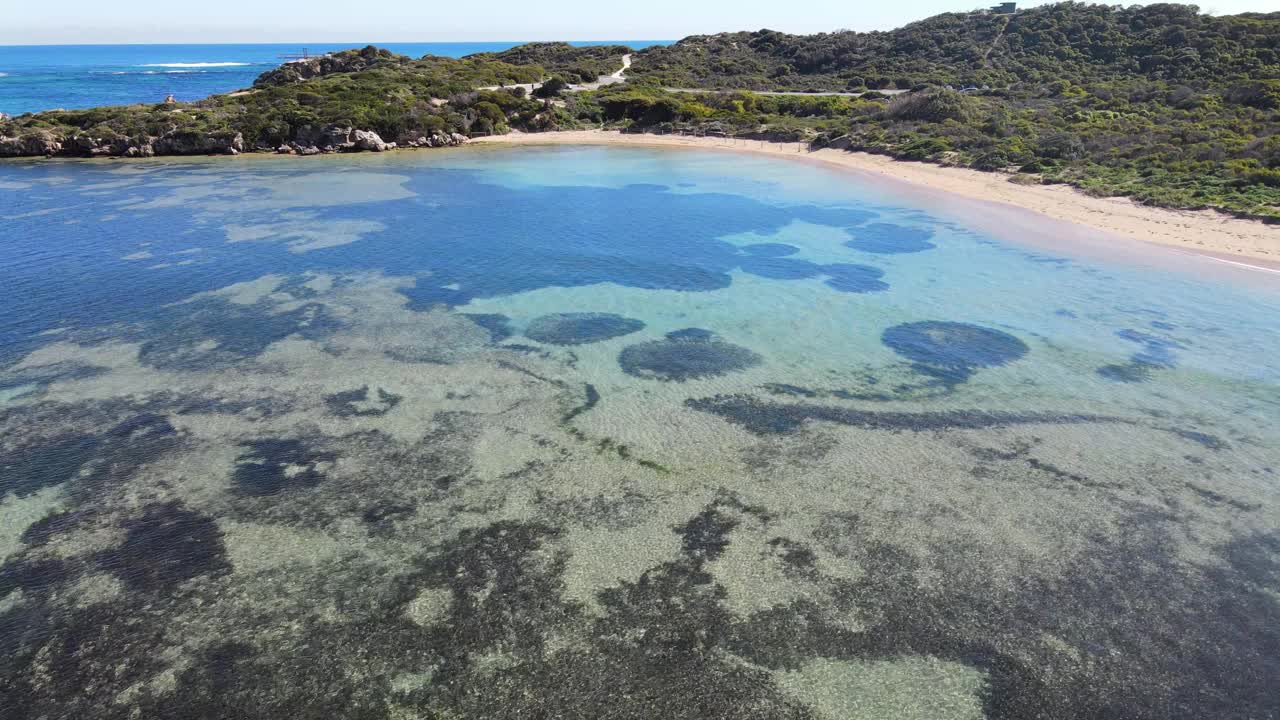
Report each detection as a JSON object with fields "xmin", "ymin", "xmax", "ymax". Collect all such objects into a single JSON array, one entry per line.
[{"xmin": 886, "ymin": 89, "xmax": 975, "ymax": 123}]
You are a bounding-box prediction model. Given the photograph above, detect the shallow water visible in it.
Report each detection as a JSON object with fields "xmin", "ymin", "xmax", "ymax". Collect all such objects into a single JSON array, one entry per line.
[{"xmin": 1, "ymin": 146, "xmax": 1278, "ymax": 719}]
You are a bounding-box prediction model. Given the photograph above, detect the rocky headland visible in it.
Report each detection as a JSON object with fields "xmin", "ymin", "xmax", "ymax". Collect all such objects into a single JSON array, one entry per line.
[
  {"xmin": 0, "ymin": 46, "xmax": 557, "ymax": 160},
  {"xmin": 0, "ymin": 124, "xmax": 472, "ymax": 159}
]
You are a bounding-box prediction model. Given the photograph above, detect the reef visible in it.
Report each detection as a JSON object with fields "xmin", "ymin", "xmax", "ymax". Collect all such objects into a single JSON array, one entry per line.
[
  {"xmin": 741, "ymin": 243, "xmax": 800, "ymax": 257},
  {"xmin": 619, "ymin": 329, "xmax": 763, "ymax": 381},
  {"xmin": 686, "ymin": 394, "xmax": 1113, "ymax": 435},
  {"xmin": 462, "ymin": 313, "xmax": 515, "ymax": 342},
  {"xmin": 324, "ymin": 386, "xmax": 404, "ymax": 417},
  {"xmin": 231, "ymin": 439, "xmax": 336, "ymax": 496},
  {"xmin": 97, "ymin": 501, "xmax": 231, "ymax": 593},
  {"xmin": 733, "ymin": 254, "xmax": 890, "ymax": 293},
  {"xmin": 137, "ymin": 297, "xmax": 341, "ymax": 371},
  {"xmin": 820, "ymin": 263, "xmax": 890, "ymax": 293},
  {"xmin": 0, "ymin": 410, "xmax": 181, "ymax": 500},
  {"xmin": 1097, "ymin": 328, "xmax": 1186, "ymax": 383},
  {"xmin": 0, "ymin": 148, "xmax": 1276, "ymax": 720},
  {"xmin": 562, "ymin": 383, "xmax": 601, "ymax": 423},
  {"xmin": 525, "ymin": 312, "xmax": 646, "ymax": 345},
  {"xmin": 882, "ymin": 321, "xmax": 1029, "ymax": 384},
  {"xmin": 394, "ymin": 177, "xmax": 878, "ymax": 307},
  {"xmin": 738, "ymin": 256, "xmax": 825, "ymax": 280},
  {"xmin": 0, "ymin": 433, "xmax": 102, "ymax": 499},
  {"xmin": 844, "ymin": 223, "xmax": 937, "ymax": 254}
]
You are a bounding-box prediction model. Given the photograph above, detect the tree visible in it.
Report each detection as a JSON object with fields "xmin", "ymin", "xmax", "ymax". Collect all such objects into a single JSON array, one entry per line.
[
  {"xmin": 886, "ymin": 89, "xmax": 975, "ymax": 122},
  {"xmin": 534, "ymin": 76, "xmax": 570, "ymax": 99}
]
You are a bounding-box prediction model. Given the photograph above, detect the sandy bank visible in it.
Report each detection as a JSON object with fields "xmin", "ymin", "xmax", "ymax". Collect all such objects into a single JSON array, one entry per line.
[{"xmin": 473, "ymin": 130, "xmax": 1280, "ymax": 270}]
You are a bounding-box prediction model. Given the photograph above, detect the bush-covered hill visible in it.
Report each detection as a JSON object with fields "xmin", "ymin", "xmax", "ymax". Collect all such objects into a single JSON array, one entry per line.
[
  {"xmin": 0, "ymin": 43, "xmax": 633, "ymax": 158},
  {"xmin": 0, "ymin": 48, "xmax": 567, "ymax": 156},
  {"xmin": 601, "ymin": 3, "xmax": 1280, "ymax": 219},
  {"xmin": 252, "ymin": 46, "xmax": 408, "ymax": 87},
  {"xmin": 627, "ymin": 3, "xmax": 1280, "ymax": 92},
  {"xmin": 465, "ymin": 42, "xmax": 632, "ymax": 84}
]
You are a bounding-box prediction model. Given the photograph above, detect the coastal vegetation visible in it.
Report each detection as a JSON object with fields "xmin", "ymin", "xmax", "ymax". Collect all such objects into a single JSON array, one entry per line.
[
  {"xmin": 466, "ymin": 42, "xmax": 632, "ymax": 84},
  {"xmin": 606, "ymin": 3, "xmax": 1280, "ymax": 218},
  {"xmin": 626, "ymin": 3, "xmax": 1280, "ymax": 92},
  {"xmin": 0, "ymin": 46, "xmax": 559, "ymax": 155},
  {"xmin": 1, "ymin": 3, "xmax": 1277, "ymax": 218}
]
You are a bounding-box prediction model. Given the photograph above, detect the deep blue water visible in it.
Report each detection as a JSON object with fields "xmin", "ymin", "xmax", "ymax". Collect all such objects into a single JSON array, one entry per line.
[{"xmin": 0, "ymin": 41, "xmax": 667, "ymax": 116}]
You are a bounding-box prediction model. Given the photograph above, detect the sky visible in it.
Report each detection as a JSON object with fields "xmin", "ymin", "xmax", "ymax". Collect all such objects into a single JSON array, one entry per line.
[{"xmin": 1, "ymin": 0, "xmax": 1274, "ymax": 45}]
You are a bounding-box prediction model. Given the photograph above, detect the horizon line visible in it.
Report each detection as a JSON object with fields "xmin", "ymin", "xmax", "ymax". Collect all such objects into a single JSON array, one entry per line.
[{"xmin": 0, "ymin": 38, "xmax": 678, "ymax": 48}]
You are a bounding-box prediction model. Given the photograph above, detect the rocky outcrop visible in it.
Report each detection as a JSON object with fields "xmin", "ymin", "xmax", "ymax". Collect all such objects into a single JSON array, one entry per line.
[
  {"xmin": 813, "ymin": 133, "xmax": 853, "ymax": 150},
  {"xmin": 1, "ymin": 124, "xmax": 463, "ymax": 159},
  {"xmin": 63, "ymin": 135, "xmax": 156, "ymax": 157},
  {"xmin": 353, "ymin": 129, "xmax": 391, "ymax": 152},
  {"xmin": 294, "ymin": 124, "xmax": 356, "ymax": 149},
  {"xmin": 272, "ymin": 125, "xmax": 466, "ymax": 154},
  {"xmin": 0, "ymin": 132, "xmax": 62, "ymax": 157},
  {"xmin": 288, "ymin": 125, "xmax": 391, "ymax": 152},
  {"xmin": 395, "ymin": 131, "xmax": 470, "ymax": 149},
  {"xmin": 253, "ymin": 46, "xmax": 407, "ymax": 87},
  {"xmin": 152, "ymin": 131, "xmax": 244, "ymax": 155},
  {"xmin": 0, "ymin": 129, "xmax": 246, "ymax": 158}
]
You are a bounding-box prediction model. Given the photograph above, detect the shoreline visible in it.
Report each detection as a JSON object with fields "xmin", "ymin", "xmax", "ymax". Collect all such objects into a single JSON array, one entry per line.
[{"xmin": 472, "ymin": 130, "xmax": 1280, "ymax": 272}]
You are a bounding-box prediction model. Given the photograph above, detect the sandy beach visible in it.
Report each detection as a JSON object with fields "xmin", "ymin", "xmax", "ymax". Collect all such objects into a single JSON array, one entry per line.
[{"xmin": 473, "ymin": 130, "xmax": 1280, "ymax": 271}]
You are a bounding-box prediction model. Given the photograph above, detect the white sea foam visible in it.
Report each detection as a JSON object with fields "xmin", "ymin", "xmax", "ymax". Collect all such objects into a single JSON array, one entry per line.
[
  {"xmin": 91, "ymin": 70, "xmax": 199, "ymax": 75},
  {"xmin": 139, "ymin": 62, "xmax": 251, "ymax": 68},
  {"xmin": 0, "ymin": 72, "xmax": 8, "ymax": 77}
]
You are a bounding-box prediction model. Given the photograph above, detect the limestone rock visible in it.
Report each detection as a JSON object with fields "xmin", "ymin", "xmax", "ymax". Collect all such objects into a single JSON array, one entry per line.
[
  {"xmin": 352, "ymin": 129, "xmax": 388, "ymax": 152},
  {"xmin": 294, "ymin": 124, "xmax": 354, "ymax": 151},
  {"xmin": 0, "ymin": 132, "xmax": 61, "ymax": 157},
  {"xmin": 152, "ymin": 130, "xmax": 244, "ymax": 155}
]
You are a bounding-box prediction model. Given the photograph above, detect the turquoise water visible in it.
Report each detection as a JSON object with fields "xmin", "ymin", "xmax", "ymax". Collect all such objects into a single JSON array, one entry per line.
[
  {"xmin": 0, "ymin": 41, "xmax": 668, "ymax": 115},
  {"xmin": 0, "ymin": 146, "xmax": 1277, "ymax": 719}
]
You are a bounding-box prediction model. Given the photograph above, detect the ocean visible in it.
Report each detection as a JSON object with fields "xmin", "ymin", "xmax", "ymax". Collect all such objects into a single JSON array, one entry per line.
[
  {"xmin": 0, "ymin": 41, "xmax": 668, "ymax": 116},
  {"xmin": 1, "ymin": 146, "xmax": 1277, "ymax": 717}
]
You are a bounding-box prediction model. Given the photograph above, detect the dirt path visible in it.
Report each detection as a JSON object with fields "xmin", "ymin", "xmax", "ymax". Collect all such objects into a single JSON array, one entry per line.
[
  {"xmin": 661, "ymin": 87, "xmax": 910, "ymax": 98},
  {"xmin": 983, "ymin": 15, "xmax": 1011, "ymax": 67},
  {"xmin": 570, "ymin": 54, "xmax": 632, "ymax": 91},
  {"xmin": 479, "ymin": 54, "xmax": 632, "ymax": 95},
  {"xmin": 614, "ymin": 53, "xmax": 632, "ymax": 79},
  {"xmin": 481, "ymin": 55, "xmax": 908, "ymax": 98}
]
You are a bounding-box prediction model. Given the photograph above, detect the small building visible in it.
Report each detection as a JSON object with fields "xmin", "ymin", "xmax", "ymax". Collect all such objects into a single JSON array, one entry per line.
[{"xmin": 990, "ymin": 2, "xmax": 1017, "ymax": 14}]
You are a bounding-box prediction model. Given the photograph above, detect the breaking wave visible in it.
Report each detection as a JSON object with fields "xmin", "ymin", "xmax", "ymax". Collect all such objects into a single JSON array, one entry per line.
[{"xmin": 139, "ymin": 62, "xmax": 252, "ymax": 68}]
